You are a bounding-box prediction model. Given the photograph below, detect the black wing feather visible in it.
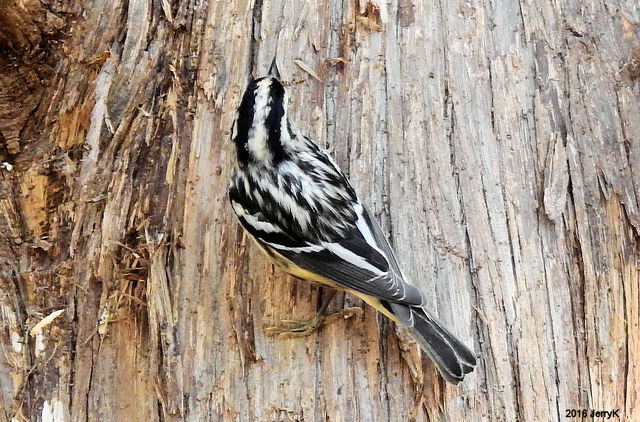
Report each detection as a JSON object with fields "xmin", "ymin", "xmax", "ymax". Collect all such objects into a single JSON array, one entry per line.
[{"xmin": 232, "ymin": 199, "xmax": 424, "ymax": 306}]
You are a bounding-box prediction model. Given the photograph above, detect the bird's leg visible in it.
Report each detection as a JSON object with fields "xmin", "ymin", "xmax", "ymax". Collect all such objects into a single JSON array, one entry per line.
[{"xmin": 264, "ymin": 289, "xmax": 363, "ymax": 338}]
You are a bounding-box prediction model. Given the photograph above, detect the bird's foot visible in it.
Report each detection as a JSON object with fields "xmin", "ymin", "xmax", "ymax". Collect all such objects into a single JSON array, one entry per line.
[{"xmin": 264, "ymin": 307, "xmax": 363, "ymax": 338}]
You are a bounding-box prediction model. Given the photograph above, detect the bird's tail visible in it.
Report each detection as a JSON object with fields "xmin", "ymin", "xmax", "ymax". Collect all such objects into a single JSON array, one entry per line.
[{"xmin": 400, "ymin": 305, "xmax": 477, "ymax": 383}]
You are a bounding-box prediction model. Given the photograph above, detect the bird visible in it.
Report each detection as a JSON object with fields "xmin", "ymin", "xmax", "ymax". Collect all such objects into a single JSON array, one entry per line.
[{"xmin": 228, "ymin": 76, "xmax": 477, "ymax": 383}]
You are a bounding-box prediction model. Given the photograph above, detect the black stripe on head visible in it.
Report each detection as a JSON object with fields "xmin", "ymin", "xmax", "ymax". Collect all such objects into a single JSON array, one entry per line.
[
  {"xmin": 265, "ymin": 78, "xmax": 287, "ymax": 164},
  {"xmin": 234, "ymin": 79, "xmax": 262, "ymax": 165}
]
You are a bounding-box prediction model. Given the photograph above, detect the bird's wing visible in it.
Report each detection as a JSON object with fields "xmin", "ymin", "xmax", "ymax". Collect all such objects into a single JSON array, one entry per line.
[{"xmin": 231, "ymin": 197, "xmax": 424, "ymax": 306}]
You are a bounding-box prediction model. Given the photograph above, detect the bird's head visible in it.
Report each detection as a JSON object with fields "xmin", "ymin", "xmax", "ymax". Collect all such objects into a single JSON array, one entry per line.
[{"xmin": 231, "ymin": 77, "xmax": 290, "ymax": 166}]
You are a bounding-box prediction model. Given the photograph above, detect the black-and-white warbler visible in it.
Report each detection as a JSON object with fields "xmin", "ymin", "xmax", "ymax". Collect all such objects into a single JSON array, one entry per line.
[{"xmin": 228, "ymin": 76, "xmax": 477, "ymax": 383}]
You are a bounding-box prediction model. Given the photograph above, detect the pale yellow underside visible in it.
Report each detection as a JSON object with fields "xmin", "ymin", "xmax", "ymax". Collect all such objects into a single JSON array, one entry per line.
[{"xmin": 248, "ymin": 234, "xmax": 401, "ymax": 324}]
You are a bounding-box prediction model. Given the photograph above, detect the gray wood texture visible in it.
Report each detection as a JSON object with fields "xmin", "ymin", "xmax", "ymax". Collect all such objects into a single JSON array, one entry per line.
[{"xmin": 1, "ymin": 0, "xmax": 638, "ymax": 420}]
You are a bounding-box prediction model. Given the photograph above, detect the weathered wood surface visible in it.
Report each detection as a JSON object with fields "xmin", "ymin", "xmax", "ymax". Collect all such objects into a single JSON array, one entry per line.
[{"xmin": 1, "ymin": 0, "xmax": 639, "ymax": 421}]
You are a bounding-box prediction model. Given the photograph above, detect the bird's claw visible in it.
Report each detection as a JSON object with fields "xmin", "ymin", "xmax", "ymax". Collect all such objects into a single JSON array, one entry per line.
[{"xmin": 264, "ymin": 307, "xmax": 363, "ymax": 339}]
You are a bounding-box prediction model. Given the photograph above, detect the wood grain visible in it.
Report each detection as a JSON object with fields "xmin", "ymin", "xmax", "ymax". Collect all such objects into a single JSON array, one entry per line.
[{"xmin": 0, "ymin": 0, "xmax": 638, "ymax": 420}]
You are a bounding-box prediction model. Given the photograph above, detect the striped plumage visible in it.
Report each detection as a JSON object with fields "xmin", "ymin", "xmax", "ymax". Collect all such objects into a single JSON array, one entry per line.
[{"xmin": 228, "ymin": 76, "xmax": 477, "ymax": 383}]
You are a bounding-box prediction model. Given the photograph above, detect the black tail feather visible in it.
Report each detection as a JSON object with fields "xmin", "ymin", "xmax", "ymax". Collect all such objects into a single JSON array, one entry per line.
[{"xmin": 404, "ymin": 306, "xmax": 477, "ymax": 383}]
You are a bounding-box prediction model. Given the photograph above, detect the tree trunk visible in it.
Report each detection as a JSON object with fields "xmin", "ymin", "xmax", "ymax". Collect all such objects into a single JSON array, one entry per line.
[{"xmin": 1, "ymin": 0, "xmax": 639, "ymax": 421}]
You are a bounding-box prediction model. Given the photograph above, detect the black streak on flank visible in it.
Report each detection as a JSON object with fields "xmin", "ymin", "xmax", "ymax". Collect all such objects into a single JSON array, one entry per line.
[
  {"xmin": 238, "ymin": 214, "xmax": 308, "ymax": 248},
  {"xmin": 265, "ymin": 79, "xmax": 287, "ymax": 164},
  {"xmin": 235, "ymin": 82, "xmax": 259, "ymax": 165}
]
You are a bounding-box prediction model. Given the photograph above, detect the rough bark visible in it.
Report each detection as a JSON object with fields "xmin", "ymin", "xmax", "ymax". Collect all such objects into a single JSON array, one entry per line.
[{"xmin": 1, "ymin": 0, "xmax": 638, "ymax": 421}]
